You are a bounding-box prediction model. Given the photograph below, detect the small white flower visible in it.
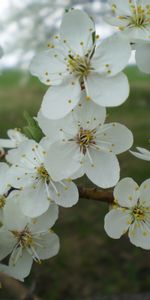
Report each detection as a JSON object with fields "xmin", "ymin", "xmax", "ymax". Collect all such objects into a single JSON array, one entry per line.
[
  {"xmin": 105, "ymin": 0, "xmax": 150, "ymax": 42},
  {"xmin": 135, "ymin": 42, "xmax": 150, "ymax": 73},
  {"xmin": 0, "ymin": 129, "xmax": 28, "ymax": 164},
  {"xmin": 0, "ymin": 163, "xmax": 10, "ymax": 223},
  {"xmin": 104, "ymin": 177, "xmax": 150, "ymax": 249},
  {"xmin": 131, "ymin": 147, "xmax": 150, "ymax": 161},
  {"xmin": 0, "ymin": 129, "xmax": 27, "ymax": 148},
  {"xmin": 8, "ymin": 140, "xmax": 79, "ymax": 217},
  {"xmin": 0, "ymin": 195, "xmax": 59, "ymax": 281},
  {"xmin": 30, "ymin": 9, "xmax": 131, "ymax": 119},
  {"xmin": 38, "ymin": 93, "xmax": 133, "ymax": 188}
]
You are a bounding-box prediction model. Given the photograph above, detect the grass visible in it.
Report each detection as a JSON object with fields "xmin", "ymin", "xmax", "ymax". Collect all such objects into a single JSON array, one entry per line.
[{"xmin": 0, "ymin": 66, "xmax": 150, "ymax": 300}]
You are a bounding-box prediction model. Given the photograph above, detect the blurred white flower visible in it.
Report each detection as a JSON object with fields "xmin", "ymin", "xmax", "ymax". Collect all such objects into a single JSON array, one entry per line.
[
  {"xmin": 0, "ymin": 129, "xmax": 28, "ymax": 164},
  {"xmin": 8, "ymin": 140, "xmax": 79, "ymax": 217},
  {"xmin": 105, "ymin": 0, "xmax": 150, "ymax": 43},
  {"xmin": 105, "ymin": 177, "xmax": 150, "ymax": 249},
  {"xmin": 30, "ymin": 9, "xmax": 131, "ymax": 119},
  {"xmin": 131, "ymin": 147, "xmax": 150, "ymax": 161},
  {"xmin": 0, "ymin": 196, "xmax": 59, "ymax": 281},
  {"xmin": 38, "ymin": 93, "xmax": 133, "ymax": 188},
  {"xmin": 0, "ymin": 129, "xmax": 27, "ymax": 148}
]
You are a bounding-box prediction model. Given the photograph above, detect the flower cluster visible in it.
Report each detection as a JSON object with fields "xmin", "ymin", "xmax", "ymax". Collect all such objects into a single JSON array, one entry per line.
[{"xmin": 0, "ymin": 6, "xmax": 150, "ymax": 281}]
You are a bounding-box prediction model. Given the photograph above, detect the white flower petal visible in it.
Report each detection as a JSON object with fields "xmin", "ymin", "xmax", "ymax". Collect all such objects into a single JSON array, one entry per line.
[
  {"xmin": 30, "ymin": 49, "xmax": 67, "ymax": 85},
  {"xmin": 114, "ymin": 177, "xmax": 139, "ymax": 208},
  {"xmin": 9, "ymin": 249, "xmax": 33, "ymax": 280},
  {"xmin": 7, "ymin": 140, "xmax": 45, "ymax": 188},
  {"xmin": 45, "ymin": 141, "xmax": 81, "ymax": 181},
  {"xmin": 7, "ymin": 129, "xmax": 27, "ymax": 144},
  {"xmin": 4, "ymin": 193, "xmax": 29, "ymax": 230},
  {"xmin": 0, "ymin": 263, "xmax": 25, "ymax": 282},
  {"xmin": 50, "ymin": 181, "xmax": 79, "ymax": 207},
  {"xmin": 130, "ymin": 147, "xmax": 150, "ymax": 161},
  {"xmin": 124, "ymin": 27, "xmax": 150, "ymax": 42},
  {"xmin": 0, "ymin": 162, "xmax": 9, "ymax": 194},
  {"xmin": 104, "ymin": 16, "xmax": 129, "ymax": 27},
  {"xmin": 20, "ymin": 182, "xmax": 50, "ymax": 218},
  {"xmin": 86, "ymin": 72, "xmax": 129, "ymax": 107},
  {"xmin": 37, "ymin": 109, "xmax": 78, "ymax": 141},
  {"xmin": 60, "ymin": 9, "xmax": 95, "ymax": 56},
  {"xmin": 136, "ymin": 43, "xmax": 150, "ymax": 74},
  {"xmin": 71, "ymin": 167, "xmax": 84, "ymax": 180},
  {"xmin": 0, "ymin": 230, "xmax": 15, "ymax": 260},
  {"xmin": 0, "ymin": 139, "xmax": 16, "ymax": 148},
  {"xmin": 139, "ymin": 179, "xmax": 150, "ymax": 207},
  {"xmin": 91, "ymin": 34, "xmax": 131, "ymax": 76},
  {"xmin": 107, "ymin": 0, "xmax": 131, "ymax": 14},
  {"xmin": 73, "ymin": 92, "xmax": 106, "ymax": 130},
  {"xmin": 97, "ymin": 123, "xmax": 133, "ymax": 154},
  {"xmin": 41, "ymin": 78, "xmax": 81, "ymax": 119},
  {"xmin": 85, "ymin": 149, "xmax": 120, "ymax": 188},
  {"xmin": 129, "ymin": 220, "xmax": 150, "ymax": 250},
  {"xmin": 36, "ymin": 232, "xmax": 60, "ymax": 260},
  {"xmin": 104, "ymin": 207, "xmax": 132, "ymax": 239},
  {"xmin": 6, "ymin": 148, "xmax": 23, "ymax": 165},
  {"xmin": 29, "ymin": 203, "xmax": 59, "ymax": 232}
]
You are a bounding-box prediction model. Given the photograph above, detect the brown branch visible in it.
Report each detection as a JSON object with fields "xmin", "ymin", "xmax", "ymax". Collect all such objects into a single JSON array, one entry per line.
[
  {"xmin": 0, "ymin": 272, "xmax": 41, "ymax": 300},
  {"xmin": 78, "ymin": 186, "xmax": 114, "ymax": 204}
]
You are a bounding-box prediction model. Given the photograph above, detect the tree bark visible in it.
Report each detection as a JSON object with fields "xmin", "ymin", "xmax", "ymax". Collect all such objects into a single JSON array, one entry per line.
[{"xmin": 78, "ymin": 186, "xmax": 114, "ymax": 204}]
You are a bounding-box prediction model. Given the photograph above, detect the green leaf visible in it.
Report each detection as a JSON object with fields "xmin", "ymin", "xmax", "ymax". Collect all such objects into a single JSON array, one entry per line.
[{"xmin": 23, "ymin": 111, "xmax": 44, "ymax": 142}]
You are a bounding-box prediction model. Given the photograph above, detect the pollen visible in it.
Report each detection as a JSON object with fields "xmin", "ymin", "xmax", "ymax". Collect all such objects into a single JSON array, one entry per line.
[
  {"xmin": 37, "ymin": 165, "xmax": 49, "ymax": 181},
  {"xmin": 75, "ymin": 128, "xmax": 96, "ymax": 154},
  {"xmin": 68, "ymin": 55, "xmax": 92, "ymax": 78},
  {"xmin": 12, "ymin": 229, "xmax": 33, "ymax": 248},
  {"xmin": 118, "ymin": 4, "xmax": 150, "ymax": 30},
  {"xmin": 132, "ymin": 206, "xmax": 145, "ymax": 221}
]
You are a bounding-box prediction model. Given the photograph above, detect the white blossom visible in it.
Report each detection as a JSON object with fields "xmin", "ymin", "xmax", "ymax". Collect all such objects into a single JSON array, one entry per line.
[
  {"xmin": 0, "ymin": 195, "xmax": 59, "ymax": 281},
  {"xmin": 0, "ymin": 129, "xmax": 28, "ymax": 164},
  {"xmin": 105, "ymin": 177, "xmax": 150, "ymax": 249},
  {"xmin": 30, "ymin": 9, "xmax": 131, "ymax": 120},
  {"xmin": 105, "ymin": 0, "xmax": 150, "ymax": 43},
  {"xmin": 38, "ymin": 93, "xmax": 133, "ymax": 188},
  {"xmin": 131, "ymin": 147, "xmax": 150, "ymax": 161},
  {"xmin": 8, "ymin": 140, "xmax": 79, "ymax": 217}
]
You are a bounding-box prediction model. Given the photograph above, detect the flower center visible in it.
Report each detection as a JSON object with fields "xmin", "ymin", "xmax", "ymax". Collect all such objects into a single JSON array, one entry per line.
[
  {"xmin": 132, "ymin": 206, "xmax": 145, "ymax": 221},
  {"xmin": 130, "ymin": 6, "xmax": 150, "ymax": 27},
  {"xmin": 12, "ymin": 229, "xmax": 33, "ymax": 248},
  {"xmin": 37, "ymin": 165, "xmax": 50, "ymax": 181},
  {"xmin": 0, "ymin": 196, "xmax": 6, "ymax": 209},
  {"xmin": 68, "ymin": 55, "xmax": 91, "ymax": 78},
  {"xmin": 76, "ymin": 128, "xmax": 96, "ymax": 154},
  {"xmin": 119, "ymin": 5, "xmax": 150, "ymax": 28}
]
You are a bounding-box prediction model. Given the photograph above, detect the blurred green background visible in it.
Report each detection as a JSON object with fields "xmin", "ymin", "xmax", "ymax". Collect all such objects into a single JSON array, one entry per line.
[{"xmin": 0, "ymin": 66, "xmax": 150, "ymax": 300}]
